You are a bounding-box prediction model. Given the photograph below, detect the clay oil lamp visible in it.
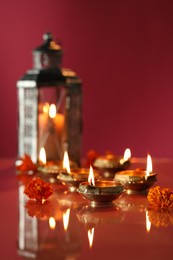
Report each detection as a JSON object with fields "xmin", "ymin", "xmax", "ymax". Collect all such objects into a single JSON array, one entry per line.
[
  {"xmin": 115, "ymin": 154, "xmax": 157, "ymax": 194},
  {"xmin": 77, "ymin": 166, "xmax": 124, "ymax": 207},
  {"xmin": 38, "ymin": 148, "xmax": 77, "ymax": 182},
  {"xmin": 57, "ymin": 153, "xmax": 100, "ymax": 192},
  {"xmin": 93, "ymin": 148, "xmax": 131, "ymax": 179}
]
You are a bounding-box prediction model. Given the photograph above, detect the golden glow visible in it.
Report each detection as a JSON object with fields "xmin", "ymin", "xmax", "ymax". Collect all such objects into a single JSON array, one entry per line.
[
  {"xmin": 63, "ymin": 208, "xmax": 70, "ymax": 231},
  {"xmin": 43, "ymin": 103, "xmax": 49, "ymax": 113},
  {"xmin": 39, "ymin": 147, "xmax": 46, "ymax": 164},
  {"xmin": 88, "ymin": 166, "xmax": 95, "ymax": 186},
  {"xmin": 146, "ymin": 211, "xmax": 151, "ymax": 233},
  {"xmin": 88, "ymin": 228, "xmax": 94, "ymax": 248},
  {"xmin": 49, "ymin": 217, "xmax": 56, "ymax": 230},
  {"xmin": 123, "ymin": 148, "xmax": 131, "ymax": 161},
  {"xmin": 146, "ymin": 154, "xmax": 152, "ymax": 177},
  {"xmin": 49, "ymin": 104, "xmax": 56, "ymax": 118},
  {"xmin": 63, "ymin": 151, "xmax": 71, "ymax": 173}
]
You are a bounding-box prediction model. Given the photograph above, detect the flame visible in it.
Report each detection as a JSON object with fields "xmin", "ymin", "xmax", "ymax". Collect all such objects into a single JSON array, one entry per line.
[
  {"xmin": 146, "ymin": 211, "xmax": 151, "ymax": 233},
  {"xmin": 43, "ymin": 103, "xmax": 49, "ymax": 113},
  {"xmin": 88, "ymin": 228, "xmax": 94, "ymax": 248},
  {"xmin": 63, "ymin": 208, "xmax": 70, "ymax": 231},
  {"xmin": 49, "ymin": 104, "xmax": 56, "ymax": 118},
  {"xmin": 63, "ymin": 151, "xmax": 71, "ymax": 173},
  {"xmin": 39, "ymin": 147, "xmax": 46, "ymax": 164},
  {"xmin": 49, "ymin": 217, "xmax": 56, "ymax": 230},
  {"xmin": 146, "ymin": 154, "xmax": 152, "ymax": 177},
  {"xmin": 88, "ymin": 166, "xmax": 95, "ymax": 186},
  {"xmin": 123, "ymin": 148, "xmax": 131, "ymax": 161}
]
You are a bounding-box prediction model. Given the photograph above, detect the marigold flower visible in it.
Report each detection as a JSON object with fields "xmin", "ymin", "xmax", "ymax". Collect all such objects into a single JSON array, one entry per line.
[
  {"xmin": 85, "ymin": 149, "xmax": 100, "ymax": 167},
  {"xmin": 24, "ymin": 177, "xmax": 53, "ymax": 201},
  {"xmin": 147, "ymin": 186, "xmax": 173, "ymax": 209},
  {"xmin": 16, "ymin": 154, "xmax": 37, "ymax": 172}
]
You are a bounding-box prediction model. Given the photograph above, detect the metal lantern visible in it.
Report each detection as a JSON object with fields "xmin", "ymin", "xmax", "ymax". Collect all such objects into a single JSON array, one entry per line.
[{"xmin": 17, "ymin": 32, "xmax": 82, "ymax": 164}]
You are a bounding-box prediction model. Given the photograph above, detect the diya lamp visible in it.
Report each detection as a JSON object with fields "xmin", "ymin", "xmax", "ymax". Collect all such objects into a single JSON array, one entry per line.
[
  {"xmin": 38, "ymin": 149, "xmax": 77, "ymax": 181},
  {"xmin": 57, "ymin": 153, "xmax": 100, "ymax": 192},
  {"xmin": 77, "ymin": 166, "xmax": 124, "ymax": 207},
  {"xmin": 115, "ymin": 154, "xmax": 157, "ymax": 194},
  {"xmin": 93, "ymin": 148, "xmax": 131, "ymax": 179}
]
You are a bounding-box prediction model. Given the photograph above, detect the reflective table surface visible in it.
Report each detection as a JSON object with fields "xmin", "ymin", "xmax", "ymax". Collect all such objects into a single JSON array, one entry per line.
[{"xmin": 1, "ymin": 158, "xmax": 173, "ymax": 260}]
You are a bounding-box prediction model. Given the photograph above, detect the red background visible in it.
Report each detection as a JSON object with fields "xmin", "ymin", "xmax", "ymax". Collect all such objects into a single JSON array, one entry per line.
[{"xmin": 1, "ymin": 0, "xmax": 173, "ymax": 159}]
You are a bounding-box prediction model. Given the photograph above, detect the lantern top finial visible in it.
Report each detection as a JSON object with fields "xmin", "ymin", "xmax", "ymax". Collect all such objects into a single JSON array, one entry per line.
[{"xmin": 33, "ymin": 32, "xmax": 62, "ymax": 53}]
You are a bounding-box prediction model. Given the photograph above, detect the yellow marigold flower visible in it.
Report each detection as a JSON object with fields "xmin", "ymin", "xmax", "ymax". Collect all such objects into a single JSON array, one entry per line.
[{"xmin": 147, "ymin": 186, "xmax": 173, "ymax": 209}]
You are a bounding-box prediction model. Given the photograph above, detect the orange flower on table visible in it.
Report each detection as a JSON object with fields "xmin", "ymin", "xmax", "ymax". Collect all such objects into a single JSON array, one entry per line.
[
  {"xmin": 24, "ymin": 177, "xmax": 53, "ymax": 201},
  {"xmin": 85, "ymin": 149, "xmax": 100, "ymax": 167},
  {"xmin": 147, "ymin": 186, "xmax": 173, "ymax": 209},
  {"xmin": 16, "ymin": 154, "xmax": 37, "ymax": 172}
]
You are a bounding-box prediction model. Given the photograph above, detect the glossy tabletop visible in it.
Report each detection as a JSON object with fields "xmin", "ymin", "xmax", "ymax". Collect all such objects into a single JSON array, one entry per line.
[{"xmin": 0, "ymin": 158, "xmax": 173, "ymax": 260}]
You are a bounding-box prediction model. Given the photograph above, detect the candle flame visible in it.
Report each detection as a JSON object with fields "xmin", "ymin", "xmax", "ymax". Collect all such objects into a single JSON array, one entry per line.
[
  {"xmin": 88, "ymin": 166, "xmax": 95, "ymax": 186},
  {"xmin": 49, "ymin": 104, "xmax": 56, "ymax": 118},
  {"xmin": 39, "ymin": 147, "xmax": 46, "ymax": 164},
  {"xmin": 63, "ymin": 151, "xmax": 71, "ymax": 173},
  {"xmin": 146, "ymin": 154, "xmax": 152, "ymax": 177},
  {"xmin": 49, "ymin": 217, "xmax": 56, "ymax": 230},
  {"xmin": 63, "ymin": 208, "xmax": 70, "ymax": 231},
  {"xmin": 88, "ymin": 228, "xmax": 94, "ymax": 248},
  {"xmin": 123, "ymin": 148, "xmax": 131, "ymax": 161},
  {"xmin": 146, "ymin": 211, "xmax": 151, "ymax": 233}
]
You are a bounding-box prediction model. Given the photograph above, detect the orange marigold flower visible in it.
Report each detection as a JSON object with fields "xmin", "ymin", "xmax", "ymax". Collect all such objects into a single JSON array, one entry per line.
[
  {"xmin": 85, "ymin": 149, "xmax": 100, "ymax": 167},
  {"xmin": 24, "ymin": 177, "xmax": 53, "ymax": 201},
  {"xmin": 147, "ymin": 186, "xmax": 173, "ymax": 209},
  {"xmin": 16, "ymin": 154, "xmax": 37, "ymax": 172}
]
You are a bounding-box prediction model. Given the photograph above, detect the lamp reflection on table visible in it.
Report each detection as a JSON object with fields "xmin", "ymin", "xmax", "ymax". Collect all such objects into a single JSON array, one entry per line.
[{"xmin": 17, "ymin": 182, "xmax": 82, "ymax": 259}]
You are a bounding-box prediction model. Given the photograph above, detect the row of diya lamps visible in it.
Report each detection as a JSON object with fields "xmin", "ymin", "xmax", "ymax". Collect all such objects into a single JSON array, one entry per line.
[{"xmin": 33, "ymin": 148, "xmax": 157, "ymax": 207}]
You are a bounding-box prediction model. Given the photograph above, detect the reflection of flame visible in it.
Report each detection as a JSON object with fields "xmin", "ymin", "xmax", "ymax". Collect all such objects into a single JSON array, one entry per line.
[
  {"xmin": 88, "ymin": 228, "xmax": 94, "ymax": 248},
  {"xmin": 123, "ymin": 148, "xmax": 131, "ymax": 161},
  {"xmin": 146, "ymin": 211, "xmax": 151, "ymax": 232},
  {"xmin": 146, "ymin": 154, "xmax": 152, "ymax": 177},
  {"xmin": 63, "ymin": 151, "xmax": 71, "ymax": 173},
  {"xmin": 49, "ymin": 104, "xmax": 56, "ymax": 118},
  {"xmin": 88, "ymin": 166, "xmax": 95, "ymax": 186},
  {"xmin": 63, "ymin": 208, "xmax": 70, "ymax": 231},
  {"xmin": 49, "ymin": 217, "xmax": 56, "ymax": 230},
  {"xmin": 39, "ymin": 147, "xmax": 47, "ymax": 164}
]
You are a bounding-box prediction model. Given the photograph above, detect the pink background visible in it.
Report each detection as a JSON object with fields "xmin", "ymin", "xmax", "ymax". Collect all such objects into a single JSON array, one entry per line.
[{"xmin": 1, "ymin": 0, "xmax": 173, "ymax": 159}]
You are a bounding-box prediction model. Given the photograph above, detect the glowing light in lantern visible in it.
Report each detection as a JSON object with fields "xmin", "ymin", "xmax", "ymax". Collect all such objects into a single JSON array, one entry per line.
[
  {"xmin": 88, "ymin": 166, "xmax": 95, "ymax": 186},
  {"xmin": 39, "ymin": 147, "xmax": 46, "ymax": 165},
  {"xmin": 43, "ymin": 103, "xmax": 49, "ymax": 113},
  {"xmin": 49, "ymin": 217, "xmax": 56, "ymax": 230},
  {"xmin": 88, "ymin": 228, "xmax": 94, "ymax": 248},
  {"xmin": 49, "ymin": 104, "xmax": 56, "ymax": 118},
  {"xmin": 146, "ymin": 154, "xmax": 152, "ymax": 177},
  {"xmin": 63, "ymin": 151, "xmax": 71, "ymax": 173},
  {"xmin": 146, "ymin": 211, "xmax": 151, "ymax": 233},
  {"xmin": 63, "ymin": 208, "xmax": 70, "ymax": 231}
]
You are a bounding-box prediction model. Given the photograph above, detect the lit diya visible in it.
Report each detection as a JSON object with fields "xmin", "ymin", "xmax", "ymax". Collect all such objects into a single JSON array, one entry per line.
[
  {"xmin": 77, "ymin": 166, "xmax": 124, "ymax": 207},
  {"xmin": 38, "ymin": 149, "xmax": 78, "ymax": 180},
  {"xmin": 57, "ymin": 153, "xmax": 100, "ymax": 192},
  {"xmin": 93, "ymin": 148, "xmax": 131, "ymax": 179},
  {"xmin": 115, "ymin": 154, "xmax": 157, "ymax": 193}
]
